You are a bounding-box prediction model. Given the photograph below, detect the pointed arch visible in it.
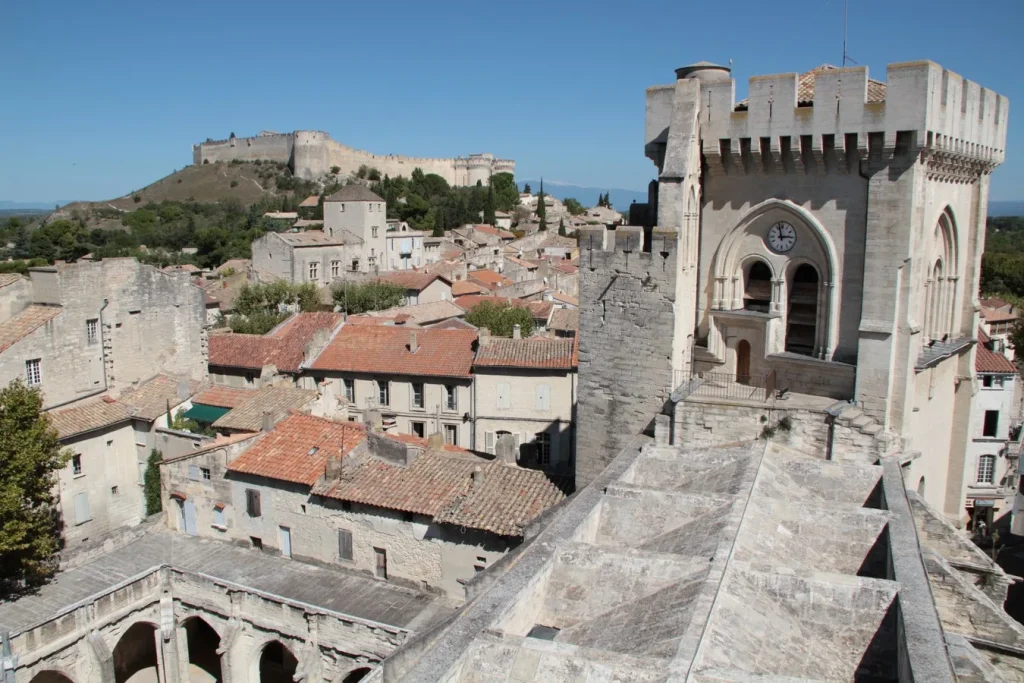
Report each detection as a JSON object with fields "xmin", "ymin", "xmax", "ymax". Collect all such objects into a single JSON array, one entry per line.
[{"xmin": 924, "ymin": 206, "xmax": 959, "ymax": 340}]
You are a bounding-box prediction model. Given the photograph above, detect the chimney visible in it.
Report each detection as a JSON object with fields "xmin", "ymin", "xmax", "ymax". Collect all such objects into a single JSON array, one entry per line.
[
  {"xmin": 479, "ymin": 328, "xmax": 491, "ymax": 346},
  {"xmin": 261, "ymin": 411, "xmax": 276, "ymax": 432},
  {"xmin": 409, "ymin": 331, "xmax": 418, "ymax": 353},
  {"xmin": 325, "ymin": 454, "xmax": 343, "ymax": 481},
  {"xmin": 471, "ymin": 466, "xmax": 484, "ymax": 489},
  {"xmin": 513, "ymin": 324, "xmax": 521, "ymax": 340},
  {"xmin": 427, "ymin": 432, "xmax": 445, "ymax": 450}
]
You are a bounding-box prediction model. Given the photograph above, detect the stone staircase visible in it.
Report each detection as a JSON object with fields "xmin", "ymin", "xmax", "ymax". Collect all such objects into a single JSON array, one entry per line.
[{"xmin": 831, "ymin": 403, "xmax": 897, "ymax": 457}]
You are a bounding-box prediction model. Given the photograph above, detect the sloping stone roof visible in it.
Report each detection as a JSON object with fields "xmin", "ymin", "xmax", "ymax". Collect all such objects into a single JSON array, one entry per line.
[
  {"xmin": 324, "ymin": 185, "xmax": 384, "ymax": 202},
  {"xmin": 275, "ymin": 230, "xmax": 351, "ymax": 247},
  {"xmin": 549, "ymin": 307, "xmax": 579, "ymax": 332},
  {"xmin": 368, "ymin": 300, "xmax": 466, "ymax": 326},
  {"xmin": 0, "ymin": 305, "xmax": 62, "ymax": 354},
  {"xmin": 311, "ymin": 326, "xmax": 477, "ymax": 379},
  {"xmin": 47, "ymin": 397, "xmax": 135, "ymax": 439},
  {"xmin": 474, "ymin": 338, "xmax": 577, "ymax": 370},
  {"xmin": 451, "ymin": 280, "xmax": 488, "ymax": 296},
  {"xmin": 0, "ymin": 273, "xmax": 25, "ymax": 289},
  {"xmin": 227, "ymin": 413, "xmax": 365, "ymax": 486},
  {"xmin": 118, "ymin": 374, "xmax": 205, "ymax": 422},
  {"xmin": 211, "ymin": 386, "xmax": 318, "ymax": 432},
  {"xmin": 376, "ymin": 271, "xmax": 451, "ymax": 291}
]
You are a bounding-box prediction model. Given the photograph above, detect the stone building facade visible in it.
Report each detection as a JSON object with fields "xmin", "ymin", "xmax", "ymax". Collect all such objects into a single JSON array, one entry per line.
[
  {"xmin": 0, "ymin": 259, "xmax": 208, "ymax": 410},
  {"xmin": 579, "ymin": 61, "xmax": 1009, "ymax": 521},
  {"xmin": 192, "ymin": 129, "xmax": 514, "ymax": 185}
]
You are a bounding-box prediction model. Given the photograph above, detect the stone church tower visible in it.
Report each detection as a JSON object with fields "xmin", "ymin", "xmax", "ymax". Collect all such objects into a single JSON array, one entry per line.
[{"xmin": 577, "ymin": 60, "xmax": 1008, "ymax": 518}]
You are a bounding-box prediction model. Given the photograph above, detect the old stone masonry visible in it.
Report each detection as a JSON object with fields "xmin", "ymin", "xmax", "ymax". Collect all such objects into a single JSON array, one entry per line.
[{"xmin": 193, "ymin": 130, "xmax": 515, "ymax": 185}]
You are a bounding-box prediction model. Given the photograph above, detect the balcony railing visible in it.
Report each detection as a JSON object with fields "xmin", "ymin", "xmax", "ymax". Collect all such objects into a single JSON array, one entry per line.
[{"xmin": 673, "ymin": 370, "xmax": 776, "ymax": 404}]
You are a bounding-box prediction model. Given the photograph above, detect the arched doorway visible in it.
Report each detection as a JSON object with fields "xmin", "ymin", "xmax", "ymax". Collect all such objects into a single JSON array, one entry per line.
[
  {"xmin": 785, "ymin": 264, "xmax": 819, "ymax": 356},
  {"xmin": 743, "ymin": 261, "xmax": 772, "ymax": 312},
  {"xmin": 29, "ymin": 672, "xmax": 75, "ymax": 683},
  {"xmin": 736, "ymin": 340, "xmax": 751, "ymax": 383},
  {"xmin": 182, "ymin": 616, "xmax": 222, "ymax": 682},
  {"xmin": 343, "ymin": 668, "xmax": 373, "ymax": 682},
  {"xmin": 113, "ymin": 621, "xmax": 159, "ymax": 683},
  {"xmin": 259, "ymin": 641, "xmax": 298, "ymax": 683}
]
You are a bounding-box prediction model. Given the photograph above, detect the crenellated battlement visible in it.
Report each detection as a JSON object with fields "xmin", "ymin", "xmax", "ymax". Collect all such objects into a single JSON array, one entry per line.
[
  {"xmin": 647, "ymin": 61, "xmax": 1008, "ymax": 180},
  {"xmin": 192, "ymin": 130, "xmax": 515, "ymax": 185}
]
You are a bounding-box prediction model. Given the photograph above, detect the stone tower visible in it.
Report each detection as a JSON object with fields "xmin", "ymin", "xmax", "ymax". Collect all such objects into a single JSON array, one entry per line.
[{"xmin": 575, "ymin": 225, "xmax": 681, "ymax": 488}]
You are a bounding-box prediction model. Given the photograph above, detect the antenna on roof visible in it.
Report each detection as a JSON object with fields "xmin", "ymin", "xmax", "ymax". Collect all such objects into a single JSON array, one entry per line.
[{"xmin": 841, "ymin": 0, "xmax": 858, "ymax": 67}]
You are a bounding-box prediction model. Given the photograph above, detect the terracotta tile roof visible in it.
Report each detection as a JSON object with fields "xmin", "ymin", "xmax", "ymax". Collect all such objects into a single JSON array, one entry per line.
[
  {"xmin": 215, "ymin": 259, "xmax": 250, "ymax": 274},
  {"xmin": 738, "ymin": 65, "xmax": 886, "ymax": 109},
  {"xmin": 310, "ymin": 326, "xmax": 477, "ymax": 378},
  {"xmin": 346, "ymin": 315, "xmax": 402, "ymax": 326},
  {"xmin": 440, "ymin": 244, "xmax": 465, "ymax": 260},
  {"xmin": 192, "ymin": 386, "xmax": 255, "ymax": 408},
  {"xmin": 0, "ymin": 274, "xmax": 25, "ymax": 289},
  {"xmin": 324, "ymin": 185, "xmax": 384, "ymax": 203},
  {"xmin": 376, "ymin": 271, "xmax": 451, "ymax": 292},
  {"xmin": 473, "ymin": 225, "xmax": 516, "ymax": 240},
  {"xmin": 980, "ymin": 297, "xmax": 1011, "ymax": 310},
  {"xmin": 452, "ymin": 280, "xmax": 488, "ymax": 296},
  {"xmin": 227, "ymin": 413, "xmax": 366, "ymax": 486},
  {"xmin": 370, "ymin": 300, "xmax": 465, "ymax": 325},
  {"xmin": 526, "ymin": 301, "xmax": 554, "ymax": 322},
  {"xmin": 0, "ymin": 305, "xmax": 62, "ymax": 354},
  {"xmin": 468, "ymin": 270, "xmax": 514, "ymax": 289},
  {"xmin": 976, "ymin": 328, "xmax": 1017, "ymax": 374},
  {"xmin": 298, "ymin": 195, "xmax": 320, "ymax": 208},
  {"xmin": 384, "ymin": 431, "xmax": 468, "ymax": 453},
  {"xmin": 474, "ymin": 338, "xmax": 577, "ymax": 370},
  {"xmin": 48, "ymin": 397, "xmax": 135, "ymax": 440},
  {"xmin": 319, "ymin": 452, "xmax": 568, "ymax": 537},
  {"xmin": 118, "ymin": 374, "xmax": 205, "ymax": 421},
  {"xmin": 548, "ymin": 308, "xmax": 579, "ymax": 332},
  {"xmin": 982, "ymin": 306, "xmax": 1018, "ymax": 323},
  {"xmin": 549, "ymin": 292, "xmax": 579, "ymax": 307},
  {"xmin": 211, "ymin": 386, "xmax": 318, "ymax": 432},
  {"xmin": 426, "ymin": 318, "xmax": 478, "ymax": 331},
  {"xmin": 208, "ymin": 312, "xmax": 343, "ymax": 373}
]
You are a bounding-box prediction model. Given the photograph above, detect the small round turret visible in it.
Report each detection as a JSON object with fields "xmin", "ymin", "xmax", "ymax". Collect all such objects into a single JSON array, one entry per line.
[{"xmin": 675, "ymin": 61, "xmax": 731, "ymax": 82}]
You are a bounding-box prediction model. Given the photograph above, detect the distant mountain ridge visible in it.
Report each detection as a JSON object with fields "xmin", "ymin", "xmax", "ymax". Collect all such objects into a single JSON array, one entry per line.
[{"xmin": 516, "ymin": 181, "xmax": 646, "ymax": 211}]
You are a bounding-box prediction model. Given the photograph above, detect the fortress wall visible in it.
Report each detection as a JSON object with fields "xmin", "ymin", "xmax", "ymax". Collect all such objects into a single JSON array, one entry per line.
[
  {"xmin": 194, "ymin": 133, "xmax": 295, "ymax": 166},
  {"xmin": 192, "ymin": 131, "xmax": 514, "ymax": 186}
]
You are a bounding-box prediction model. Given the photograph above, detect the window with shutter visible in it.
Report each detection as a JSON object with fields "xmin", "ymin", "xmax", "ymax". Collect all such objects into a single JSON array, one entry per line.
[
  {"xmin": 536, "ymin": 384, "xmax": 551, "ymax": 412},
  {"xmin": 188, "ymin": 465, "xmax": 201, "ymax": 481},
  {"xmin": 213, "ymin": 505, "xmax": 226, "ymax": 527},
  {"xmin": 485, "ymin": 431, "xmax": 495, "ymax": 454},
  {"xmin": 246, "ymin": 489, "xmax": 261, "ymax": 517},
  {"xmin": 338, "ymin": 529, "xmax": 353, "ymax": 561},
  {"xmin": 74, "ymin": 492, "xmax": 91, "ymax": 524}
]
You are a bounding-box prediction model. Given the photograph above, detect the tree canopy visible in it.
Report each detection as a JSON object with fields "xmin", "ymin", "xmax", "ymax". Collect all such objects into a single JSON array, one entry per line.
[
  {"xmin": 465, "ymin": 301, "xmax": 534, "ymax": 337},
  {"xmin": 229, "ymin": 281, "xmax": 322, "ymax": 334},
  {"xmin": 0, "ymin": 380, "xmax": 70, "ymax": 595},
  {"xmin": 563, "ymin": 197, "xmax": 587, "ymax": 216},
  {"xmin": 331, "ymin": 280, "xmax": 407, "ymax": 314}
]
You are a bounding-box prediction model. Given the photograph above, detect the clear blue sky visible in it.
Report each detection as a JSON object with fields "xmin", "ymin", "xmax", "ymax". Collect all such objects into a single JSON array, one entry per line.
[{"xmin": 2, "ymin": 0, "xmax": 1022, "ymax": 203}]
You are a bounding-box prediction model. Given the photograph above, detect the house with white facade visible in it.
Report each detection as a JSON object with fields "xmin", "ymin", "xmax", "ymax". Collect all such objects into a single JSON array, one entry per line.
[{"xmin": 385, "ymin": 220, "xmax": 427, "ymax": 271}]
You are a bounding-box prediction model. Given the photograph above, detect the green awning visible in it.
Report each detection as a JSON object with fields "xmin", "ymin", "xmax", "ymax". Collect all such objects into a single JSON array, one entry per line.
[{"xmin": 181, "ymin": 404, "xmax": 231, "ymax": 423}]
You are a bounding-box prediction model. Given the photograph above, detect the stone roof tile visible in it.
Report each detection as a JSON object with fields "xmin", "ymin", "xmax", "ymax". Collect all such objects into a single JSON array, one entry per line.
[
  {"xmin": 118, "ymin": 374, "xmax": 205, "ymax": 421},
  {"xmin": 208, "ymin": 312, "xmax": 343, "ymax": 373},
  {"xmin": 192, "ymin": 386, "xmax": 256, "ymax": 408},
  {"xmin": 211, "ymin": 386, "xmax": 318, "ymax": 432},
  {"xmin": 324, "ymin": 185, "xmax": 385, "ymax": 203},
  {"xmin": 474, "ymin": 338, "xmax": 577, "ymax": 370},
  {"xmin": 47, "ymin": 397, "xmax": 135, "ymax": 439},
  {"xmin": 548, "ymin": 308, "xmax": 579, "ymax": 332},
  {"xmin": 0, "ymin": 305, "xmax": 62, "ymax": 354}
]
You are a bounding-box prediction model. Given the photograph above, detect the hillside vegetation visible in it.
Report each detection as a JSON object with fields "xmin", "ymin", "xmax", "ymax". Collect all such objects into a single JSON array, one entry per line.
[{"xmin": 981, "ymin": 216, "xmax": 1024, "ymax": 297}]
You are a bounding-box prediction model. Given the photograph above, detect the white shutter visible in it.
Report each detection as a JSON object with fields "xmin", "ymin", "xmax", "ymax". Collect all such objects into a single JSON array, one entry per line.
[
  {"xmin": 74, "ymin": 492, "xmax": 91, "ymax": 524},
  {"xmin": 514, "ymin": 433, "xmax": 521, "ymax": 448},
  {"xmin": 497, "ymin": 383, "xmax": 511, "ymax": 410},
  {"xmin": 536, "ymin": 384, "xmax": 551, "ymax": 412},
  {"xmin": 485, "ymin": 431, "xmax": 495, "ymax": 454},
  {"xmin": 188, "ymin": 465, "xmax": 201, "ymax": 481}
]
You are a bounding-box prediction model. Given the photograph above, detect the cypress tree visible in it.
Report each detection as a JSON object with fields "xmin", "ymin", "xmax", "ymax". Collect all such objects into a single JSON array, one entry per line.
[{"xmin": 537, "ymin": 178, "xmax": 547, "ymax": 230}]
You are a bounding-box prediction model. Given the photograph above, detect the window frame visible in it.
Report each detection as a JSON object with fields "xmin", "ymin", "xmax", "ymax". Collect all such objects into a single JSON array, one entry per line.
[
  {"xmin": 444, "ymin": 384, "xmax": 457, "ymax": 411},
  {"xmin": 444, "ymin": 423, "xmax": 458, "ymax": 446},
  {"xmin": 983, "ymin": 410, "xmax": 1000, "ymax": 438},
  {"xmin": 25, "ymin": 358, "xmax": 41, "ymax": 386},
  {"xmin": 977, "ymin": 454, "xmax": 997, "ymax": 485},
  {"xmin": 411, "ymin": 382, "xmax": 424, "ymax": 409},
  {"xmin": 535, "ymin": 431, "xmax": 551, "ymax": 466},
  {"xmin": 245, "ymin": 488, "xmax": 262, "ymax": 518},
  {"xmin": 331, "ymin": 260, "xmax": 341, "ymax": 279},
  {"xmin": 72, "ymin": 454, "xmax": 83, "ymax": 476},
  {"xmin": 378, "ymin": 380, "xmax": 390, "ymax": 407},
  {"xmin": 308, "ymin": 261, "xmax": 320, "ymax": 282},
  {"xmin": 343, "ymin": 378, "xmax": 355, "ymax": 403},
  {"xmin": 86, "ymin": 318, "xmax": 99, "ymax": 344}
]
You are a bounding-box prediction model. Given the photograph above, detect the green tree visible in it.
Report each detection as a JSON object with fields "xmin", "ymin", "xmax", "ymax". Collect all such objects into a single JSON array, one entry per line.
[
  {"xmin": 465, "ymin": 301, "xmax": 534, "ymax": 337},
  {"xmin": 558, "ymin": 217, "xmax": 567, "ymax": 236},
  {"xmin": 489, "ymin": 173, "xmax": 520, "ymax": 211},
  {"xmin": 564, "ymin": 198, "xmax": 586, "ymax": 216},
  {"xmin": 144, "ymin": 449, "xmax": 163, "ymax": 516},
  {"xmin": 523, "ymin": 183, "xmax": 532, "ymax": 194},
  {"xmin": 483, "ymin": 184, "xmax": 497, "ymax": 225},
  {"xmin": 0, "ymin": 380, "xmax": 70, "ymax": 594},
  {"xmin": 332, "ymin": 281, "xmax": 406, "ymax": 314},
  {"xmin": 537, "ymin": 179, "xmax": 547, "ymax": 231}
]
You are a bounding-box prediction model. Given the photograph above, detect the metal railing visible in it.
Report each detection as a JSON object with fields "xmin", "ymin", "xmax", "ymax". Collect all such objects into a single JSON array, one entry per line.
[{"xmin": 674, "ymin": 370, "xmax": 776, "ymax": 403}]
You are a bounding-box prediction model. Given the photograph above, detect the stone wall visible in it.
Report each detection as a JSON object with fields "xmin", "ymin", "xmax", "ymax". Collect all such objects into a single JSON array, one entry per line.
[
  {"xmin": 193, "ymin": 130, "xmax": 514, "ymax": 186},
  {"xmin": 0, "ymin": 275, "xmax": 31, "ymax": 323},
  {"xmin": 576, "ymin": 225, "xmax": 679, "ymax": 488}
]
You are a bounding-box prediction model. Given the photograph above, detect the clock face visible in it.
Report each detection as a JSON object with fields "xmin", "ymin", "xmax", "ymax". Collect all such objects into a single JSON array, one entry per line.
[{"xmin": 767, "ymin": 222, "xmax": 796, "ymax": 253}]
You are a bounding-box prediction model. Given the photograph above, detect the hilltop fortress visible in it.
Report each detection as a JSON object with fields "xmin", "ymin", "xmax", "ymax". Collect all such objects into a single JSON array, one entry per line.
[{"xmin": 192, "ymin": 130, "xmax": 515, "ymax": 186}]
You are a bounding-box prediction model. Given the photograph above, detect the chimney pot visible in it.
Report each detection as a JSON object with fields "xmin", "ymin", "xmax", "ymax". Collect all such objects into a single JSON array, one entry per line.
[
  {"xmin": 513, "ymin": 324, "xmax": 521, "ymax": 339},
  {"xmin": 471, "ymin": 466, "xmax": 483, "ymax": 488}
]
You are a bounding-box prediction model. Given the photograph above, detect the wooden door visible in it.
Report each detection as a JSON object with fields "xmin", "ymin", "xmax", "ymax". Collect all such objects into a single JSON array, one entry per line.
[{"xmin": 736, "ymin": 340, "xmax": 751, "ymax": 383}]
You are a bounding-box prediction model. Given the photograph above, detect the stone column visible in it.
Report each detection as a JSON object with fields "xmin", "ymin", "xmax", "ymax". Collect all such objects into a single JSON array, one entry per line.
[{"xmin": 770, "ymin": 278, "xmax": 784, "ymax": 314}]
